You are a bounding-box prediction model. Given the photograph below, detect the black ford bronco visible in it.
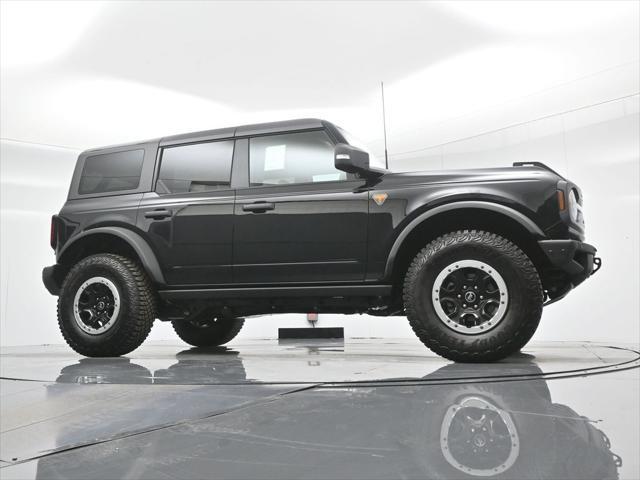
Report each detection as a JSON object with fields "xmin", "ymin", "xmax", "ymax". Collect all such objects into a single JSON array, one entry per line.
[{"xmin": 43, "ymin": 119, "xmax": 600, "ymax": 362}]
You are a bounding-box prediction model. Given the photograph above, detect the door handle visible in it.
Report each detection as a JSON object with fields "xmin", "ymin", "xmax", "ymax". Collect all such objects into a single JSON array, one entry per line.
[
  {"xmin": 242, "ymin": 202, "xmax": 275, "ymax": 213},
  {"xmin": 144, "ymin": 209, "xmax": 172, "ymax": 219}
]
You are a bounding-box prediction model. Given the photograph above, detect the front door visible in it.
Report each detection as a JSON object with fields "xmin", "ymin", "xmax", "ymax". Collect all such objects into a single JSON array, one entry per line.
[
  {"xmin": 233, "ymin": 130, "xmax": 368, "ymax": 285},
  {"xmin": 137, "ymin": 139, "xmax": 236, "ymax": 286}
]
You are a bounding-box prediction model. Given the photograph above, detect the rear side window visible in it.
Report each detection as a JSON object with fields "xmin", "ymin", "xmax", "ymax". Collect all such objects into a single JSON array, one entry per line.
[
  {"xmin": 156, "ymin": 140, "xmax": 234, "ymax": 194},
  {"xmin": 78, "ymin": 149, "xmax": 145, "ymax": 195}
]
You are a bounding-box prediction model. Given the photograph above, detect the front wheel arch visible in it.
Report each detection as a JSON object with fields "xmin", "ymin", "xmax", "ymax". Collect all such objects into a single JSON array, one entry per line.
[{"xmin": 386, "ymin": 206, "xmax": 550, "ymax": 295}]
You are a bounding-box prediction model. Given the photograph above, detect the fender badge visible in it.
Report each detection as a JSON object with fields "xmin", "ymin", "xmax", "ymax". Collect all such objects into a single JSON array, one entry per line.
[{"xmin": 372, "ymin": 193, "xmax": 388, "ymax": 206}]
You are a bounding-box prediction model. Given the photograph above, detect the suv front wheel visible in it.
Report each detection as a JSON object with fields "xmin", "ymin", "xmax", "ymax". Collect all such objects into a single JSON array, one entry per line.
[
  {"xmin": 58, "ymin": 254, "xmax": 156, "ymax": 357},
  {"xmin": 403, "ymin": 230, "xmax": 543, "ymax": 362}
]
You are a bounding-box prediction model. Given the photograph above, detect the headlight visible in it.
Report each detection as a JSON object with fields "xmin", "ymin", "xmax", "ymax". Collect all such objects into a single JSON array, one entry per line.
[
  {"xmin": 568, "ymin": 189, "xmax": 578, "ymax": 222},
  {"xmin": 557, "ymin": 184, "xmax": 584, "ymax": 230},
  {"xmin": 568, "ymin": 189, "xmax": 581, "ymax": 224}
]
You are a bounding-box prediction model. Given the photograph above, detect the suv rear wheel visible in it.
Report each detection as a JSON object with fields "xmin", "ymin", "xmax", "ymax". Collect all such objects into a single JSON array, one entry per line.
[
  {"xmin": 403, "ymin": 230, "xmax": 543, "ymax": 362},
  {"xmin": 58, "ymin": 254, "xmax": 156, "ymax": 357},
  {"xmin": 172, "ymin": 314, "xmax": 244, "ymax": 347}
]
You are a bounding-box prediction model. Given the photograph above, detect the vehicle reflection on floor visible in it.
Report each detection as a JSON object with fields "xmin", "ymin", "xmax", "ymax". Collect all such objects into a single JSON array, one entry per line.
[
  {"xmin": 25, "ymin": 348, "xmax": 624, "ymax": 480},
  {"xmin": 55, "ymin": 347, "xmax": 249, "ymax": 385}
]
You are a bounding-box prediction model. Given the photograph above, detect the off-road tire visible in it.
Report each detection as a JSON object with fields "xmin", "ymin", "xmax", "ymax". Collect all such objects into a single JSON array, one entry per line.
[
  {"xmin": 58, "ymin": 254, "xmax": 156, "ymax": 357},
  {"xmin": 172, "ymin": 315, "xmax": 245, "ymax": 347},
  {"xmin": 403, "ymin": 230, "xmax": 543, "ymax": 362}
]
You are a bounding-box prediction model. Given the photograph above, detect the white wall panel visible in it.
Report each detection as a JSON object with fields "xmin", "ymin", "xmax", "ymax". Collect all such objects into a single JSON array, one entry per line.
[{"xmin": 0, "ymin": 141, "xmax": 77, "ymax": 346}]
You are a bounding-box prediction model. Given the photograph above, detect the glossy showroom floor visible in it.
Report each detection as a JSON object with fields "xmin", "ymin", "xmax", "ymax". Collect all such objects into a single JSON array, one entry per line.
[{"xmin": 1, "ymin": 340, "xmax": 638, "ymax": 480}]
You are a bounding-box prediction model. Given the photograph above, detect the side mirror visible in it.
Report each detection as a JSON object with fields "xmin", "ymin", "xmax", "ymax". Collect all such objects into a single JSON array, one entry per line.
[{"xmin": 334, "ymin": 143, "xmax": 375, "ymax": 177}]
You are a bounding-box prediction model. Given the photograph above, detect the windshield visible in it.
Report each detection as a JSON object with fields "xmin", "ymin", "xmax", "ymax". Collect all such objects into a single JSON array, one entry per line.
[{"xmin": 337, "ymin": 127, "xmax": 386, "ymax": 170}]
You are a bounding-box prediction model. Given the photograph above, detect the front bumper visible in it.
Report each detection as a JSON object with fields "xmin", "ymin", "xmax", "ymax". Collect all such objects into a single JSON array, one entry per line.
[
  {"xmin": 538, "ymin": 240, "xmax": 601, "ymax": 305},
  {"xmin": 42, "ymin": 264, "xmax": 63, "ymax": 296}
]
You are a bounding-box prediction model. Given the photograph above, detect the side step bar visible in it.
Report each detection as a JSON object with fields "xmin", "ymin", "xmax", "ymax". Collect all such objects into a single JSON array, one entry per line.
[{"xmin": 158, "ymin": 284, "xmax": 392, "ymax": 300}]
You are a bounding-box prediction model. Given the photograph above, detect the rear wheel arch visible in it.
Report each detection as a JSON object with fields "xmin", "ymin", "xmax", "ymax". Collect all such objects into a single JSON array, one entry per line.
[
  {"xmin": 386, "ymin": 203, "xmax": 550, "ymax": 288},
  {"xmin": 57, "ymin": 228, "xmax": 166, "ymax": 287}
]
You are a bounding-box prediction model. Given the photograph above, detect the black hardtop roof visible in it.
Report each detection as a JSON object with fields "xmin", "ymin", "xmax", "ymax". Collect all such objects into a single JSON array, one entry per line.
[
  {"xmin": 163, "ymin": 117, "xmax": 330, "ymax": 144},
  {"xmin": 83, "ymin": 118, "xmax": 337, "ymax": 154}
]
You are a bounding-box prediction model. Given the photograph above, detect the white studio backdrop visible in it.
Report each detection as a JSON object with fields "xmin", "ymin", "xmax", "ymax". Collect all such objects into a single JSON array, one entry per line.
[{"xmin": 1, "ymin": 1, "xmax": 639, "ymax": 346}]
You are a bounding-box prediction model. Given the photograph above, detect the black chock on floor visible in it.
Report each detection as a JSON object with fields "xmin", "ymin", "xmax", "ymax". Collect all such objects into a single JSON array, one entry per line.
[{"xmin": 278, "ymin": 327, "xmax": 344, "ymax": 339}]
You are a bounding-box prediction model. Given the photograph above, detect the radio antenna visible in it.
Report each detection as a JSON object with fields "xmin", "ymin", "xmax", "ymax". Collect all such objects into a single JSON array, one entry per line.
[{"xmin": 381, "ymin": 81, "xmax": 389, "ymax": 170}]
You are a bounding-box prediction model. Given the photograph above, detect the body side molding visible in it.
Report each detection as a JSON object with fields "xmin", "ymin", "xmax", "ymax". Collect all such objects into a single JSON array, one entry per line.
[{"xmin": 159, "ymin": 284, "xmax": 392, "ymax": 300}]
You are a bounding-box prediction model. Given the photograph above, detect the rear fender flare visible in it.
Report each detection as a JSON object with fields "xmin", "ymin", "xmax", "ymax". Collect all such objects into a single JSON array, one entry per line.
[{"xmin": 58, "ymin": 227, "xmax": 166, "ymax": 285}]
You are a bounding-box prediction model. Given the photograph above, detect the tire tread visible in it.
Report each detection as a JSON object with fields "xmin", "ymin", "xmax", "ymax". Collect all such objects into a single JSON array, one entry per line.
[
  {"xmin": 58, "ymin": 254, "xmax": 156, "ymax": 357},
  {"xmin": 403, "ymin": 230, "xmax": 543, "ymax": 362}
]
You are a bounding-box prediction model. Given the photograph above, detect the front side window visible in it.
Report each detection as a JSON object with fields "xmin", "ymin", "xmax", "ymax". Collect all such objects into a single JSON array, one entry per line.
[
  {"xmin": 249, "ymin": 130, "xmax": 345, "ymax": 186},
  {"xmin": 157, "ymin": 140, "xmax": 234, "ymax": 194},
  {"xmin": 78, "ymin": 149, "xmax": 144, "ymax": 195}
]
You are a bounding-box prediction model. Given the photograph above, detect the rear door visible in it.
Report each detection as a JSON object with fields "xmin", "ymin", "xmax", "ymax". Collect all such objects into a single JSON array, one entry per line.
[
  {"xmin": 137, "ymin": 138, "xmax": 237, "ymax": 286},
  {"xmin": 233, "ymin": 129, "xmax": 369, "ymax": 284}
]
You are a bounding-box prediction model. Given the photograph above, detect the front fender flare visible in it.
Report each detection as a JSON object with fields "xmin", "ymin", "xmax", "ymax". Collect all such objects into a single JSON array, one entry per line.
[
  {"xmin": 58, "ymin": 226, "xmax": 166, "ymax": 285},
  {"xmin": 383, "ymin": 200, "xmax": 545, "ymax": 278}
]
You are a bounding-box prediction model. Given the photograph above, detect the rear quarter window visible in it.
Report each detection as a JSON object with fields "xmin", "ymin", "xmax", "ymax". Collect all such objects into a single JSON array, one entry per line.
[{"xmin": 78, "ymin": 149, "xmax": 145, "ymax": 195}]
